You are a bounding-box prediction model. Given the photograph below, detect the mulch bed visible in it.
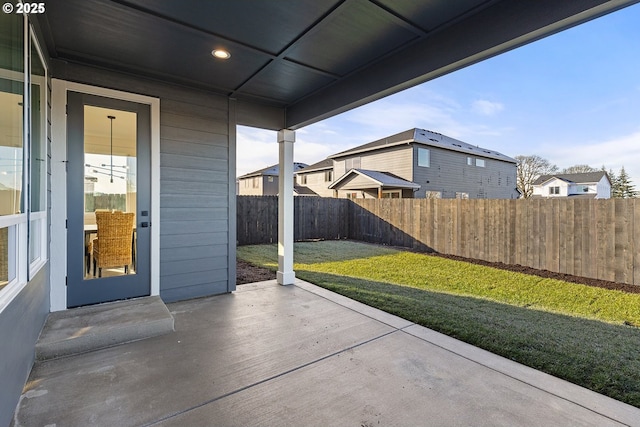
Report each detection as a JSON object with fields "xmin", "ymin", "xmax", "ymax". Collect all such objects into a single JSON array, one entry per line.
[
  {"xmin": 237, "ymin": 247, "xmax": 640, "ymax": 295},
  {"xmin": 236, "ymin": 259, "xmax": 276, "ymax": 285}
]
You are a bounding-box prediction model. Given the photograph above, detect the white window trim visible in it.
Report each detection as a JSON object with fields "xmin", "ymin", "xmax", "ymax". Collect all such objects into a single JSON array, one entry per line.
[
  {"xmin": 50, "ymin": 79, "xmax": 161, "ymax": 311},
  {"xmin": 418, "ymin": 148, "xmax": 430, "ymax": 167},
  {"xmin": 0, "ymin": 17, "xmax": 36, "ymax": 314},
  {"xmin": 28, "ymin": 28, "xmax": 48, "ymax": 279}
]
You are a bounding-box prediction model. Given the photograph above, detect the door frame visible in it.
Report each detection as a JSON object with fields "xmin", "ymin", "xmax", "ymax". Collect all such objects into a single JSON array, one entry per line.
[{"xmin": 50, "ymin": 79, "xmax": 160, "ymax": 311}]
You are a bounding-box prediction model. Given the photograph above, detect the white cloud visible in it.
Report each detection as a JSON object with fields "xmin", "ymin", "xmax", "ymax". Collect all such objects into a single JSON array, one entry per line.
[
  {"xmin": 235, "ymin": 126, "xmax": 277, "ymax": 177},
  {"xmin": 471, "ymin": 100, "xmax": 504, "ymax": 116},
  {"xmin": 540, "ymin": 130, "xmax": 640, "ymax": 184}
]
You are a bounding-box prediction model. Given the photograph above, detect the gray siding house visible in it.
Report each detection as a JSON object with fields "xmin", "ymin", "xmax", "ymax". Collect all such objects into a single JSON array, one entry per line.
[
  {"xmin": 0, "ymin": 1, "xmax": 626, "ymax": 423},
  {"xmin": 327, "ymin": 129, "xmax": 519, "ymax": 199},
  {"xmin": 237, "ymin": 163, "xmax": 308, "ymax": 196}
]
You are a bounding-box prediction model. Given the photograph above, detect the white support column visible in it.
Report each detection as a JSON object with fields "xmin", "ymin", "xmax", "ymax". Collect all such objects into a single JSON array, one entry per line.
[{"xmin": 277, "ymin": 129, "xmax": 296, "ymax": 285}]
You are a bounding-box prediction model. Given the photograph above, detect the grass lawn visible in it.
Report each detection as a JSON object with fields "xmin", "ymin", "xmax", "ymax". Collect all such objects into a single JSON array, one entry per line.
[{"xmin": 237, "ymin": 240, "xmax": 640, "ymax": 408}]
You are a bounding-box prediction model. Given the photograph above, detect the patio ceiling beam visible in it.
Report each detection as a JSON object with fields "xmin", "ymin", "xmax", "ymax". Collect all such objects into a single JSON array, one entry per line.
[{"xmin": 285, "ymin": 0, "xmax": 639, "ymax": 129}]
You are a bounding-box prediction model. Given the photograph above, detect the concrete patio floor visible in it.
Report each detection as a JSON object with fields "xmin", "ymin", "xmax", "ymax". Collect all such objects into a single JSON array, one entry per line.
[{"xmin": 12, "ymin": 279, "xmax": 640, "ymax": 427}]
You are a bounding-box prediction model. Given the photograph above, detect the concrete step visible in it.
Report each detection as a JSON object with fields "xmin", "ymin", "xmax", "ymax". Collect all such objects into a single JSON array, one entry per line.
[{"xmin": 36, "ymin": 296, "xmax": 174, "ymax": 361}]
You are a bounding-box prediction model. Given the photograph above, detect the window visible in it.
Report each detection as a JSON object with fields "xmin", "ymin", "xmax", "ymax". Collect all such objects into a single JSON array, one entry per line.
[
  {"xmin": 0, "ymin": 14, "xmax": 49, "ymax": 299},
  {"xmin": 381, "ymin": 190, "xmax": 401, "ymax": 199},
  {"xmin": 346, "ymin": 192, "xmax": 358, "ymax": 200},
  {"xmin": 576, "ymin": 185, "xmax": 590, "ymax": 193},
  {"xmin": 549, "ymin": 186, "xmax": 560, "ymax": 195},
  {"xmin": 467, "ymin": 157, "xmax": 473, "ymax": 166},
  {"xmin": 252, "ymin": 177, "xmax": 259, "ymax": 188},
  {"xmin": 29, "ymin": 34, "xmax": 47, "ymax": 272},
  {"xmin": 345, "ymin": 157, "xmax": 361, "ymax": 170},
  {"xmin": 298, "ymin": 174, "xmax": 307, "ymax": 185},
  {"xmin": 267, "ymin": 176, "xmax": 274, "ymax": 183},
  {"xmin": 1, "ymin": 13, "xmax": 25, "ymax": 292},
  {"xmin": 418, "ymin": 148, "xmax": 430, "ymax": 167},
  {"xmin": 455, "ymin": 192, "xmax": 469, "ymax": 199},
  {"xmin": 324, "ymin": 170, "xmax": 333, "ymax": 182},
  {"xmin": 425, "ymin": 191, "xmax": 441, "ymax": 199},
  {"xmin": 475, "ymin": 159, "xmax": 485, "ymax": 167}
]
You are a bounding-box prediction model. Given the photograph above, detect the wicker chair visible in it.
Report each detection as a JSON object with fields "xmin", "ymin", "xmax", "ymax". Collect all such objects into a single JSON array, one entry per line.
[{"xmin": 92, "ymin": 211, "xmax": 135, "ymax": 277}]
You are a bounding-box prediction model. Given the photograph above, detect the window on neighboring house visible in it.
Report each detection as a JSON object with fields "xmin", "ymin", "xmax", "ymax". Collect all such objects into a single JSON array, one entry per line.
[
  {"xmin": 455, "ymin": 192, "xmax": 469, "ymax": 199},
  {"xmin": 381, "ymin": 190, "xmax": 401, "ymax": 199},
  {"xmin": 576, "ymin": 185, "xmax": 590, "ymax": 193},
  {"xmin": 346, "ymin": 192, "xmax": 358, "ymax": 200},
  {"xmin": 345, "ymin": 157, "xmax": 361, "ymax": 170},
  {"xmin": 549, "ymin": 186, "xmax": 560, "ymax": 195},
  {"xmin": 252, "ymin": 177, "xmax": 259, "ymax": 188},
  {"xmin": 298, "ymin": 174, "xmax": 307, "ymax": 185},
  {"xmin": 324, "ymin": 170, "xmax": 333, "ymax": 182},
  {"xmin": 475, "ymin": 159, "xmax": 485, "ymax": 167},
  {"xmin": 267, "ymin": 176, "xmax": 274, "ymax": 183},
  {"xmin": 467, "ymin": 157, "xmax": 473, "ymax": 166},
  {"xmin": 425, "ymin": 191, "xmax": 441, "ymax": 199},
  {"xmin": 418, "ymin": 148, "xmax": 430, "ymax": 167}
]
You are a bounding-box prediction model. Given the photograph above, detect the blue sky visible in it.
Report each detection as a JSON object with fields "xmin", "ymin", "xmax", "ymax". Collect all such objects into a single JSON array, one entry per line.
[{"xmin": 237, "ymin": 3, "xmax": 640, "ymax": 185}]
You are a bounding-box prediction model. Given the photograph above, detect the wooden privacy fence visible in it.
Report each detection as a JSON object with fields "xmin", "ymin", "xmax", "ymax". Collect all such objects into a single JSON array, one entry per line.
[
  {"xmin": 237, "ymin": 196, "xmax": 640, "ymax": 287},
  {"xmin": 236, "ymin": 196, "xmax": 349, "ymax": 245}
]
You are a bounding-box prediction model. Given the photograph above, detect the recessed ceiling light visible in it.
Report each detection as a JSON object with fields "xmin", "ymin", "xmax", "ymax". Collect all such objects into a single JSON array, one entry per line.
[{"xmin": 212, "ymin": 49, "xmax": 231, "ymax": 60}]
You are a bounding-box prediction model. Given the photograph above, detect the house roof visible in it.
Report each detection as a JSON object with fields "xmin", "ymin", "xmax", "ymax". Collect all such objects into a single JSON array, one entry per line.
[
  {"xmin": 329, "ymin": 169, "xmax": 420, "ymax": 190},
  {"xmin": 329, "ymin": 128, "xmax": 516, "ymax": 163},
  {"xmin": 295, "ymin": 159, "xmax": 333, "ymax": 174},
  {"xmin": 294, "ymin": 186, "xmax": 320, "ymax": 196},
  {"xmin": 533, "ymin": 171, "xmax": 609, "ymax": 186},
  {"xmin": 38, "ymin": 1, "xmax": 632, "ymax": 129},
  {"xmin": 238, "ymin": 162, "xmax": 308, "ymax": 179}
]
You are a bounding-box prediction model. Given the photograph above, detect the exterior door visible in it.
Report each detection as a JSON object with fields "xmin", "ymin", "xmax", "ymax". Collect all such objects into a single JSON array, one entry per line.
[{"xmin": 66, "ymin": 92, "xmax": 151, "ymax": 307}]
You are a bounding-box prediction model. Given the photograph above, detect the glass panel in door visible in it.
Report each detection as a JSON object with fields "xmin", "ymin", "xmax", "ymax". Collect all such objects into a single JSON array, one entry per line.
[{"xmin": 83, "ymin": 106, "xmax": 137, "ymax": 279}]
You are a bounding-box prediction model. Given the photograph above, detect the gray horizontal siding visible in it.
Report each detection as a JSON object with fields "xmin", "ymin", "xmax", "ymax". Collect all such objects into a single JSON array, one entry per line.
[
  {"xmin": 161, "ymin": 167, "xmax": 227, "ymax": 184},
  {"xmin": 161, "ymin": 280, "xmax": 229, "ymax": 303},
  {"xmin": 161, "ymin": 126, "xmax": 228, "ymax": 147},
  {"xmin": 160, "ymin": 257, "xmax": 225, "ymax": 276},
  {"xmin": 160, "ymin": 268, "xmax": 228, "ymax": 288},
  {"xmin": 161, "ymin": 219, "xmax": 228, "ymax": 235},
  {"xmin": 413, "ymin": 145, "xmax": 517, "ymax": 199},
  {"xmin": 158, "ymin": 91, "xmax": 231, "ymax": 299},
  {"xmin": 54, "ymin": 60, "xmax": 236, "ymax": 302},
  {"xmin": 161, "ymin": 207, "xmax": 228, "ymax": 221},
  {"xmin": 160, "ymin": 194, "xmax": 227, "ymax": 208},
  {"xmin": 160, "ymin": 153, "xmax": 227, "ymax": 171},
  {"xmin": 161, "ymin": 138, "xmax": 228, "ymax": 159},
  {"xmin": 160, "ymin": 232, "xmax": 227, "ymax": 249}
]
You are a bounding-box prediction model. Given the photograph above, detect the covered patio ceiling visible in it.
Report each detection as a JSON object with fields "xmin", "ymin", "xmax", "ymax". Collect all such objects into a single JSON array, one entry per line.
[{"xmin": 40, "ymin": 0, "xmax": 638, "ymax": 129}]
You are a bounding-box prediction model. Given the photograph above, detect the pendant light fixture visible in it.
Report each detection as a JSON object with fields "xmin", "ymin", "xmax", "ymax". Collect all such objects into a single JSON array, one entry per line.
[{"xmin": 108, "ymin": 115, "xmax": 115, "ymax": 183}]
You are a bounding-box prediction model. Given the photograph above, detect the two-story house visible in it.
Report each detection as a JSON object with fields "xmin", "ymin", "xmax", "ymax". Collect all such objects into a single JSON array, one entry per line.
[
  {"xmin": 296, "ymin": 128, "xmax": 518, "ymax": 199},
  {"xmin": 293, "ymin": 159, "xmax": 335, "ymax": 197},
  {"xmin": 532, "ymin": 172, "xmax": 611, "ymax": 199},
  {"xmin": 237, "ymin": 163, "xmax": 308, "ymax": 196}
]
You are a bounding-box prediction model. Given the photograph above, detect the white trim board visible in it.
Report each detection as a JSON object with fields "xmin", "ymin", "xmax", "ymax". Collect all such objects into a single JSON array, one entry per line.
[{"xmin": 50, "ymin": 79, "xmax": 161, "ymax": 311}]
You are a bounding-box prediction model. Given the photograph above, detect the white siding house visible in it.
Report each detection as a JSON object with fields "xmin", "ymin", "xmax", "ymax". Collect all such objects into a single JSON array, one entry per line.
[{"xmin": 532, "ymin": 172, "xmax": 611, "ymax": 199}]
